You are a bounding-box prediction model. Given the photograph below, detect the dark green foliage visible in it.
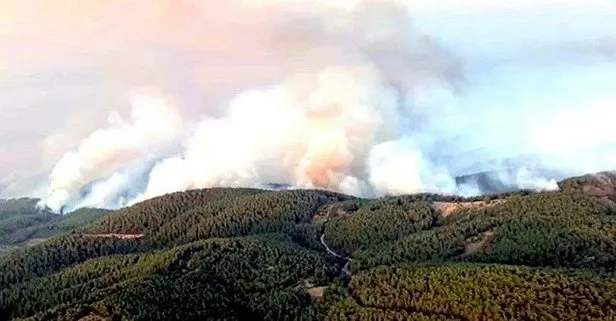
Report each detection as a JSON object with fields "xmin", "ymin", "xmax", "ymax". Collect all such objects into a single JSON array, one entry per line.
[
  {"xmin": 0, "ymin": 198, "xmax": 111, "ymax": 248},
  {"xmin": 327, "ymin": 298, "xmax": 458, "ymax": 321},
  {"xmin": 2, "ymin": 234, "xmax": 338, "ymax": 321},
  {"xmin": 472, "ymin": 215, "xmax": 616, "ymax": 268},
  {"xmin": 0, "ymin": 234, "xmax": 147, "ymax": 289},
  {"xmin": 4, "ymin": 181, "xmax": 616, "ymax": 321},
  {"xmin": 97, "ymin": 235, "xmax": 336, "ymax": 321},
  {"xmin": 0, "ymin": 213, "xmax": 56, "ymax": 244},
  {"xmin": 351, "ymin": 226, "xmax": 466, "ymax": 271},
  {"xmin": 328, "ymin": 264, "xmax": 616, "ymax": 321},
  {"xmin": 462, "ymin": 192, "xmax": 616, "ymax": 269},
  {"xmin": 90, "ymin": 189, "xmax": 351, "ymax": 248},
  {"xmin": 352, "ymin": 191, "xmax": 616, "ymax": 271},
  {"xmin": 89, "ymin": 188, "xmax": 268, "ymax": 235},
  {"xmin": 323, "ymin": 197, "xmax": 437, "ymax": 256},
  {"xmin": 54, "ymin": 208, "xmax": 112, "ymax": 231},
  {"xmin": 0, "ymin": 198, "xmax": 56, "ymax": 246},
  {"xmin": 146, "ymin": 189, "xmax": 351, "ymax": 247}
]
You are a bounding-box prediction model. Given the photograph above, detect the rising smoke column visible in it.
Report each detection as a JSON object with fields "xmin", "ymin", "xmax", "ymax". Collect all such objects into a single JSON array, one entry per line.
[
  {"xmin": 44, "ymin": 91, "xmax": 182, "ymax": 212},
  {"xmin": 41, "ymin": 0, "xmax": 564, "ymax": 212}
]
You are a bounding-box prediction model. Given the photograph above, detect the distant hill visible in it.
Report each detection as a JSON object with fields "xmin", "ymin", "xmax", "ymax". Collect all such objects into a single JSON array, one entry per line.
[
  {"xmin": 454, "ymin": 167, "xmax": 565, "ymax": 194},
  {"xmin": 0, "ymin": 198, "xmax": 112, "ymax": 251},
  {"xmin": 0, "ymin": 198, "xmax": 41, "ymax": 215},
  {"xmin": 559, "ymin": 171, "xmax": 616, "ymax": 200},
  {"xmin": 2, "ymin": 174, "xmax": 616, "ymax": 320}
]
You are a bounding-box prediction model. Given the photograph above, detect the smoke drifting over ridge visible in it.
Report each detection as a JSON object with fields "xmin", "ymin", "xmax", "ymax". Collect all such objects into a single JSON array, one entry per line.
[
  {"xmin": 4, "ymin": 0, "xmax": 609, "ymax": 211},
  {"xmin": 43, "ymin": 0, "xmax": 472, "ymax": 211},
  {"xmin": 45, "ymin": 90, "xmax": 183, "ymax": 211}
]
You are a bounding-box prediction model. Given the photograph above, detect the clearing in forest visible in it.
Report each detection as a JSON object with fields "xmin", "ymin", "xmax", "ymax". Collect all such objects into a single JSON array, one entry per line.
[
  {"xmin": 306, "ymin": 286, "xmax": 327, "ymax": 298},
  {"xmin": 81, "ymin": 233, "xmax": 145, "ymax": 240},
  {"xmin": 464, "ymin": 230, "xmax": 494, "ymax": 255},
  {"xmin": 78, "ymin": 313, "xmax": 110, "ymax": 321},
  {"xmin": 433, "ymin": 199, "xmax": 506, "ymax": 217}
]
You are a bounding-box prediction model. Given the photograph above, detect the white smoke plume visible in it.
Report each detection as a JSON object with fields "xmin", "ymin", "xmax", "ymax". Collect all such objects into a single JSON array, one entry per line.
[
  {"xmin": 38, "ymin": 0, "xmax": 471, "ymax": 212},
  {"xmin": 44, "ymin": 90, "xmax": 182, "ymax": 211},
  {"xmin": 33, "ymin": 0, "xmax": 614, "ymax": 212}
]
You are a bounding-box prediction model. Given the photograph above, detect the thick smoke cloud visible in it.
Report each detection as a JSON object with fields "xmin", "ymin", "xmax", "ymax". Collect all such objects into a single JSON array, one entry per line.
[
  {"xmin": 43, "ymin": 0, "xmax": 473, "ymax": 211},
  {"xmin": 45, "ymin": 90, "xmax": 183, "ymax": 211},
  {"xmin": 1, "ymin": 0, "xmax": 614, "ymax": 211}
]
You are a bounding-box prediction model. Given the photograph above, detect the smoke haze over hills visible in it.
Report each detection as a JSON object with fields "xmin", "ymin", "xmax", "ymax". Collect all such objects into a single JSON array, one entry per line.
[{"xmin": 0, "ymin": 0, "xmax": 615, "ymax": 212}]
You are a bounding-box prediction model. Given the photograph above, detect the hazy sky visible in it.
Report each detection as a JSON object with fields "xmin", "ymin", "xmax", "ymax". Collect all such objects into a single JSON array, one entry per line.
[{"xmin": 1, "ymin": 0, "xmax": 615, "ymax": 202}]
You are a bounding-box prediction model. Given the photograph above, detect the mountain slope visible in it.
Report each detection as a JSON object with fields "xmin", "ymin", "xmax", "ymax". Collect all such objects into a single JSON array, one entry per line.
[
  {"xmin": 2, "ymin": 174, "xmax": 616, "ymax": 320},
  {"xmin": 0, "ymin": 199, "xmax": 111, "ymax": 251}
]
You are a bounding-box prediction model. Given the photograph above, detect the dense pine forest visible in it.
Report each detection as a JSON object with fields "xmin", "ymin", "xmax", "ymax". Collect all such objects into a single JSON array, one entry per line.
[{"xmin": 2, "ymin": 172, "xmax": 616, "ymax": 320}]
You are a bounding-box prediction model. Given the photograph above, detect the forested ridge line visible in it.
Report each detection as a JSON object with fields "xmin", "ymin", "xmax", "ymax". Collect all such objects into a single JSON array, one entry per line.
[{"xmin": 2, "ymin": 173, "xmax": 616, "ymax": 320}]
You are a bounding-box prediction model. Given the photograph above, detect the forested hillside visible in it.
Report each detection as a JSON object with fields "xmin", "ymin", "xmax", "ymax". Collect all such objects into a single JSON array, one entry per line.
[
  {"xmin": 0, "ymin": 198, "xmax": 111, "ymax": 251},
  {"xmin": 2, "ymin": 173, "xmax": 616, "ymax": 320}
]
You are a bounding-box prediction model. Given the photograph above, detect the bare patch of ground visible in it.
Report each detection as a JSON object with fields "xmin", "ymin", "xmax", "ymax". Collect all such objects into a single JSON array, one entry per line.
[
  {"xmin": 81, "ymin": 234, "xmax": 145, "ymax": 240},
  {"xmin": 312, "ymin": 205, "xmax": 353, "ymax": 223},
  {"xmin": 303, "ymin": 280, "xmax": 328, "ymax": 298},
  {"xmin": 433, "ymin": 199, "xmax": 506, "ymax": 217},
  {"xmin": 583, "ymin": 184, "xmax": 616, "ymax": 205},
  {"xmin": 307, "ymin": 286, "xmax": 327, "ymax": 298},
  {"xmin": 312, "ymin": 214, "xmax": 329, "ymax": 223},
  {"xmin": 583, "ymin": 185, "xmax": 615, "ymax": 198},
  {"xmin": 78, "ymin": 313, "xmax": 110, "ymax": 321},
  {"xmin": 464, "ymin": 230, "xmax": 494, "ymax": 256}
]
